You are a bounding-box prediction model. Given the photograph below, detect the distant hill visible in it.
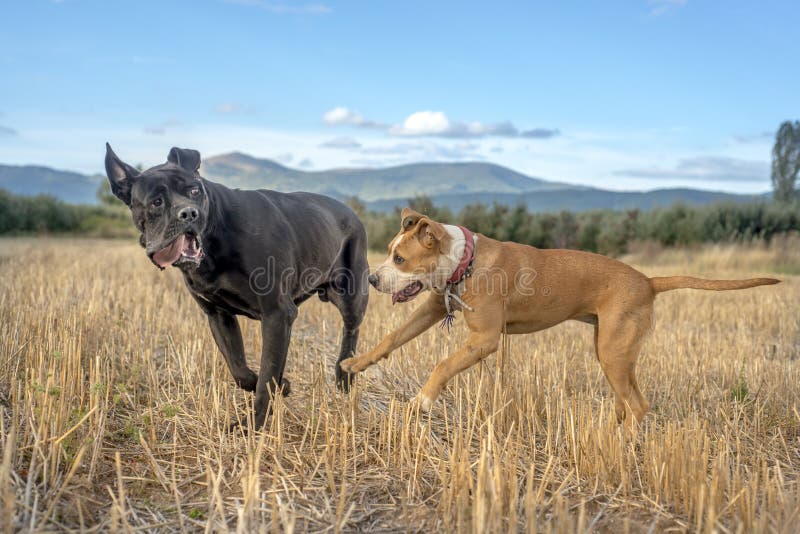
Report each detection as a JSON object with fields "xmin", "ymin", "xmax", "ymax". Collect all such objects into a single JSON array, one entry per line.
[
  {"xmin": 0, "ymin": 154, "xmax": 769, "ymax": 213},
  {"xmin": 200, "ymin": 152, "xmax": 569, "ymax": 201},
  {"xmin": 0, "ymin": 164, "xmax": 103, "ymax": 205}
]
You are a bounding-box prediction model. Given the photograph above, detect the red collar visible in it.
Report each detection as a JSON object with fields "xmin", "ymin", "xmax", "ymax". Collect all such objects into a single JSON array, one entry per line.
[{"xmin": 447, "ymin": 226, "xmax": 475, "ymax": 284}]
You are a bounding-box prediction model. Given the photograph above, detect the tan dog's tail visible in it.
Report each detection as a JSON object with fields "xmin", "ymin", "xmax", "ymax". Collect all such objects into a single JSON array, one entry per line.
[{"xmin": 649, "ymin": 276, "xmax": 780, "ymax": 294}]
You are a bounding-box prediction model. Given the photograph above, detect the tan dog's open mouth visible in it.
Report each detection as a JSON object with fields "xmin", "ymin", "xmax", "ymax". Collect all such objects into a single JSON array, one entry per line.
[{"xmin": 392, "ymin": 280, "xmax": 423, "ymax": 304}]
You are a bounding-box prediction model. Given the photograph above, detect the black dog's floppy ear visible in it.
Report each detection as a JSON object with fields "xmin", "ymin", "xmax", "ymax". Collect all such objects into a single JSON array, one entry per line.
[
  {"xmin": 167, "ymin": 147, "xmax": 201, "ymax": 173},
  {"xmin": 104, "ymin": 143, "xmax": 139, "ymax": 206}
]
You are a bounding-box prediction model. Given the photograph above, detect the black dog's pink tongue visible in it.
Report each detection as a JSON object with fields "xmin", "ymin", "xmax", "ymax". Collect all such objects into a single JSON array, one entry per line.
[{"xmin": 152, "ymin": 236, "xmax": 186, "ymax": 268}]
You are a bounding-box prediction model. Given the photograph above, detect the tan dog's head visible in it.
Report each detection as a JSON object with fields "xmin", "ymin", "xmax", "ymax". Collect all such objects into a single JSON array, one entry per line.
[{"xmin": 369, "ymin": 208, "xmax": 455, "ymax": 304}]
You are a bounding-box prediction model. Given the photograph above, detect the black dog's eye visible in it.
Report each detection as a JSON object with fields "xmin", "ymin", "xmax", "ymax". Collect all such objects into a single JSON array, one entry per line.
[
  {"xmin": 152, "ymin": 198, "xmax": 163, "ymax": 208},
  {"xmin": 189, "ymin": 187, "xmax": 201, "ymax": 197},
  {"xmin": 393, "ymin": 255, "xmax": 405, "ymax": 265}
]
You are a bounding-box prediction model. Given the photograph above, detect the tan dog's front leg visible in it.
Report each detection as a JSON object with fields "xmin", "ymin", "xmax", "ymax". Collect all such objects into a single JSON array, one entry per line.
[
  {"xmin": 340, "ymin": 294, "xmax": 446, "ymax": 373},
  {"xmin": 413, "ymin": 330, "xmax": 501, "ymax": 411}
]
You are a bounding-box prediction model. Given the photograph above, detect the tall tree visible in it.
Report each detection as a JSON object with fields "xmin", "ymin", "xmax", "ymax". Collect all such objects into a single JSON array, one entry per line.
[
  {"xmin": 771, "ymin": 121, "xmax": 800, "ymax": 202},
  {"xmin": 345, "ymin": 196, "xmax": 366, "ymax": 219}
]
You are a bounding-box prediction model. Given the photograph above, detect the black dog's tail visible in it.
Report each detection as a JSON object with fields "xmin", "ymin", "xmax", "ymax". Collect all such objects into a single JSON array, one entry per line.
[{"xmin": 649, "ymin": 276, "xmax": 780, "ymax": 294}]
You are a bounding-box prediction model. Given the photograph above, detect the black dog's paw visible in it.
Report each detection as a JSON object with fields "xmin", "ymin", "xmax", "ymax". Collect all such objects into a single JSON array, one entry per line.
[
  {"xmin": 335, "ymin": 367, "xmax": 354, "ymax": 393},
  {"xmin": 279, "ymin": 378, "xmax": 291, "ymax": 397},
  {"xmin": 227, "ymin": 415, "xmax": 252, "ymax": 434},
  {"xmin": 235, "ymin": 373, "xmax": 258, "ymax": 392},
  {"xmin": 226, "ymin": 379, "xmax": 289, "ymax": 433}
]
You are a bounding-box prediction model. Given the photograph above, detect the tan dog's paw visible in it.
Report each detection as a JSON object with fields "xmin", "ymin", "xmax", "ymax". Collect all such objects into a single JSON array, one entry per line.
[
  {"xmin": 410, "ymin": 392, "xmax": 435, "ymax": 412},
  {"xmin": 339, "ymin": 356, "xmax": 369, "ymax": 374}
]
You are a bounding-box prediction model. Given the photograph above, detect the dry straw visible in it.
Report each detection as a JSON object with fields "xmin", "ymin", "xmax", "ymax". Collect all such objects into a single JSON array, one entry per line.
[{"xmin": 0, "ymin": 237, "xmax": 798, "ymax": 532}]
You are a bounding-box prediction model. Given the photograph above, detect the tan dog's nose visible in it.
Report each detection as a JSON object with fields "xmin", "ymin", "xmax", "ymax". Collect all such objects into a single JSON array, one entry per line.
[{"xmin": 368, "ymin": 273, "xmax": 379, "ymax": 287}]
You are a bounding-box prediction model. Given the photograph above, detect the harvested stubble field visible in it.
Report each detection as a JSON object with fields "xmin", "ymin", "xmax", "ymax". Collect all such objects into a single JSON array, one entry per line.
[{"xmin": 1, "ymin": 236, "xmax": 799, "ymax": 533}]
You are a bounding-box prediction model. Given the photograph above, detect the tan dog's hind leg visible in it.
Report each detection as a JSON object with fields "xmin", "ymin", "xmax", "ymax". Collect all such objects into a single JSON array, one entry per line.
[
  {"xmin": 415, "ymin": 330, "xmax": 502, "ymax": 411},
  {"xmin": 340, "ymin": 294, "xmax": 446, "ymax": 373},
  {"xmin": 595, "ymin": 305, "xmax": 652, "ymax": 426}
]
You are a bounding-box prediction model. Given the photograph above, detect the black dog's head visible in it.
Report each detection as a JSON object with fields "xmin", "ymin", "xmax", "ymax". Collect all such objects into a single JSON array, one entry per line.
[{"xmin": 105, "ymin": 143, "xmax": 210, "ymax": 270}]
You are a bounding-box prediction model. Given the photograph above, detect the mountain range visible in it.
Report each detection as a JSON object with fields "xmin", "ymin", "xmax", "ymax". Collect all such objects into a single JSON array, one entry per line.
[
  {"xmin": 0, "ymin": 165, "xmax": 106, "ymax": 205},
  {"xmin": 0, "ymin": 152, "xmax": 767, "ymax": 213}
]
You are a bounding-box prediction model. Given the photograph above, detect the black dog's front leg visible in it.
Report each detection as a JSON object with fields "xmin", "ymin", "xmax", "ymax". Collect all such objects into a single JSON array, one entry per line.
[
  {"xmin": 206, "ymin": 309, "xmax": 258, "ymax": 391},
  {"xmin": 253, "ymin": 305, "xmax": 297, "ymax": 428}
]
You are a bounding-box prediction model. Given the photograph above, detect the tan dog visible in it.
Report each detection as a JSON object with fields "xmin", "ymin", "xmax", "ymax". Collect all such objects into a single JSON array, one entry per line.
[{"xmin": 341, "ymin": 208, "xmax": 780, "ymax": 425}]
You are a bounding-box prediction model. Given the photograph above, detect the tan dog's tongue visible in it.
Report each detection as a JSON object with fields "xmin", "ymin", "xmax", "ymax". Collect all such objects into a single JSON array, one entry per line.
[
  {"xmin": 152, "ymin": 236, "xmax": 186, "ymax": 268},
  {"xmin": 392, "ymin": 281, "xmax": 420, "ymax": 304}
]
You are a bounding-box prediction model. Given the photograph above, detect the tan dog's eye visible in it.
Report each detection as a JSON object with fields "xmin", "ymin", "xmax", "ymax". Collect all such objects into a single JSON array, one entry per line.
[{"xmin": 393, "ymin": 255, "xmax": 405, "ymax": 265}]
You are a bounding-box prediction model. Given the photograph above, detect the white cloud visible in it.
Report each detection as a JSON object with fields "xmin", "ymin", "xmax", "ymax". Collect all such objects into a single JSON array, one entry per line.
[
  {"xmin": 733, "ymin": 131, "xmax": 773, "ymax": 144},
  {"xmin": 324, "ymin": 107, "xmax": 559, "ymax": 139},
  {"xmin": 389, "ymin": 111, "xmax": 558, "ymax": 139},
  {"xmin": 319, "ymin": 136, "xmax": 362, "ymax": 149},
  {"xmin": 357, "ymin": 140, "xmax": 483, "ymax": 161},
  {"xmin": 216, "ymin": 103, "xmax": 240, "ymax": 114},
  {"xmin": 214, "ymin": 102, "xmax": 258, "ymax": 115},
  {"xmin": 648, "ymin": 0, "xmax": 687, "ymax": 16},
  {"xmin": 321, "ymin": 107, "xmax": 385, "ymax": 129},
  {"xmin": 521, "ymin": 128, "xmax": 561, "ymax": 139},
  {"xmin": 143, "ymin": 118, "xmax": 182, "ymax": 136},
  {"xmin": 0, "ymin": 125, "xmax": 18, "ymax": 137},
  {"xmin": 389, "ymin": 111, "xmax": 451, "ymax": 136},
  {"xmin": 224, "ymin": 0, "xmax": 332, "ymax": 15},
  {"xmin": 322, "ymin": 107, "xmax": 355, "ymax": 125}
]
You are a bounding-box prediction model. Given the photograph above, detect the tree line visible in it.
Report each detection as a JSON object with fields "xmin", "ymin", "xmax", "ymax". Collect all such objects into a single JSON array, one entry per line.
[
  {"xmin": 1, "ymin": 186, "xmax": 798, "ymax": 255},
  {"xmin": 352, "ymin": 197, "xmax": 799, "ymax": 256},
  {"xmin": 2, "ymin": 183, "xmax": 795, "ymax": 254},
  {"xmin": 0, "ymin": 188, "xmax": 135, "ymax": 237}
]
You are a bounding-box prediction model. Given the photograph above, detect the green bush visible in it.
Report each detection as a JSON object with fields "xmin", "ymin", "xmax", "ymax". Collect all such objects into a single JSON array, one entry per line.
[{"xmin": 0, "ymin": 189, "xmax": 136, "ymax": 237}]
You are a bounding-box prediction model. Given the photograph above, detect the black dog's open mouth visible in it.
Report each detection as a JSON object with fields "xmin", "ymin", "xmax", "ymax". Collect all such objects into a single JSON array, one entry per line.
[
  {"xmin": 149, "ymin": 233, "xmax": 203, "ymax": 268},
  {"xmin": 392, "ymin": 280, "xmax": 423, "ymax": 304}
]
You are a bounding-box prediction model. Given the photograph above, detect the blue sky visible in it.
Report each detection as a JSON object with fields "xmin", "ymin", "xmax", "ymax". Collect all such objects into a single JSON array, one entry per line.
[{"xmin": 0, "ymin": 0, "xmax": 797, "ymax": 193}]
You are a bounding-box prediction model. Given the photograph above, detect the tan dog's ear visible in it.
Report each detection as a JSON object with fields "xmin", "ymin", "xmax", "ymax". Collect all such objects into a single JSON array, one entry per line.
[
  {"xmin": 416, "ymin": 217, "xmax": 448, "ymax": 250},
  {"xmin": 400, "ymin": 207, "xmax": 426, "ymax": 232}
]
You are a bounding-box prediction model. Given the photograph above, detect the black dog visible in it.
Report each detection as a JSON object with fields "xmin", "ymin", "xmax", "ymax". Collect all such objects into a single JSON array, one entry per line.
[{"xmin": 104, "ymin": 144, "xmax": 369, "ymax": 428}]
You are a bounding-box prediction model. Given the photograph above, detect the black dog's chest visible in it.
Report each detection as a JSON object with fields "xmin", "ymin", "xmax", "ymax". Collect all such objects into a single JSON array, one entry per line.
[{"xmin": 184, "ymin": 269, "xmax": 261, "ymax": 319}]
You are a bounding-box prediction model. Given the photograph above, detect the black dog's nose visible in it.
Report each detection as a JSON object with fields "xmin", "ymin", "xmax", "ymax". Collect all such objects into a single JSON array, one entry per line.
[
  {"xmin": 368, "ymin": 273, "xmax": 379, "ymax": 287},
  {"xmin": 178, "ymin": 206, "xmax": 198, "ymax": 222}
]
